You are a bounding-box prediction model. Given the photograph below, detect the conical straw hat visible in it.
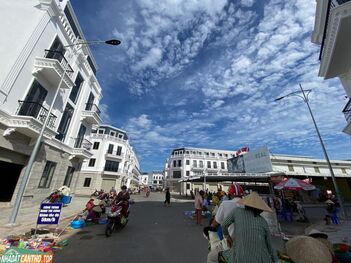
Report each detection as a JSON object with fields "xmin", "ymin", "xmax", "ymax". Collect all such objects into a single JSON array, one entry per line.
[
  {"xmin": 286, "ymin": 236, "xmax": 331, "ymax": 263},
  {"xmin": 238, "ymin": 192, "xmax": 272, "ymax": 212}
]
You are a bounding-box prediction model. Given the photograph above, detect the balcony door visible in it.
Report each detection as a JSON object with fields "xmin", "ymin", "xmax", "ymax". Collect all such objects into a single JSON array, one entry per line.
[
  {"xmin": 55, "ymin": 103, "xmax": 74, "ymax": 141},
  {"xmin": 85, "ymin": 92, "xmax": 95, "ymax": 111},
  {"xmin": 18, "ymin": 80, "xmax": 47, "ymax": 118},
  {"xmin": 46, "ymin": 37, "xmax": 66, "ymax": 62},
  {"xmin": 75, "ymin": 124, "xmax": 86, "ymax": 148}
]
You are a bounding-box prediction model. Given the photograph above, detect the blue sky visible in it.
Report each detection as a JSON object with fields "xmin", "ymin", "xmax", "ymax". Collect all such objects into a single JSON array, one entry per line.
[{"xmin": 71, "ymin": 0, "xmax": 351, "ymax": 172}]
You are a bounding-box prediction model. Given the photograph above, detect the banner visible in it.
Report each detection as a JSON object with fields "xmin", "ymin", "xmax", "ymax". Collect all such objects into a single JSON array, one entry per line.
[
  {"xmin": 243, "ymin": 147, "xmax": 273, "ymax": 173},
  {"xmin": 37, "ymin": 203, "xmax": 62, "ymax": 225}
]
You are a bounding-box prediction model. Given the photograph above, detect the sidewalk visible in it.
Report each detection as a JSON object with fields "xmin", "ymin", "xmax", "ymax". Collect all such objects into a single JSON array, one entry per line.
[{"xmin": 0, "ymin": 196, "xmax": 88, "ymax": 239}]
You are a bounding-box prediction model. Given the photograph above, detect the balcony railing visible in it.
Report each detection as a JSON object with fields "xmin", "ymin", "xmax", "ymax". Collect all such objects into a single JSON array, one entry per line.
[
  {"xmin": 44, "ymin": 49, "xmax": 74, "ymax": 78},
  {"xmin": 17, "ymin": 100, "xmax": 57, "ymax": 129},
  {"xmin": 74, "ymin": 137, "xmax": 92, "ymax": 150},
  {"xmin": 319, "ymin": 0, "xmax": 351, "ymax": 60},
  {"xmin": 342, "ymin": 99, "xmax": 351, "ymax": 122},
  {"xmin": 106, "ymin": 150, "xmax": 123, "ymax": 156},
  {"xmin": 85, "ymin": 103, "xmax": 101, "ymax": 115}
]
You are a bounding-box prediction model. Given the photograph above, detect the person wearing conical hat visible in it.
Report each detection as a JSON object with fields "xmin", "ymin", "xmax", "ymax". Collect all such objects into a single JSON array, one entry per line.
[{"xmin": 221, "ymin": 192, "xmax": 278, "ymax": 263}]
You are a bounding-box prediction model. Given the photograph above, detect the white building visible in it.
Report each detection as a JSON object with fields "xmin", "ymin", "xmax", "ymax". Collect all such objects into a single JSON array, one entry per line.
[
  {"xmin": 164, "ymin": 147, "xmax": 238, "ymax": 194},
  {"xmin": 138, "ymin": 173, "xmax": 149, "ymax": 186},
  {"xmin": 311, "ymin": 0, "xmax": 351, "ymax": 135},
  {"xmin": 75, "ymin": 125, "xmax": 141, "ymax": 195},
  {"xmin": 150, "ymin": 171, "xmax": 164, "ymax": 190},
  {"xmin": 0, "ymin": 0, "xmax": 102, "ymax": 205}
]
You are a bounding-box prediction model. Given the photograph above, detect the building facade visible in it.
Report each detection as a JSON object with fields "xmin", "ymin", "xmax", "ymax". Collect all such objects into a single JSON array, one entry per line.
[
  {"xmin": 164, "ymin": 147, "xmax": 238, "ymax": 194},
  {"xmin": 0, "ymin": 0, "xmax": 102, "ymax": 205},
  {"xmin": 311, "ymin": 0, "xmax": 351, "ymax": 135},
  {"xmin": 150, "ymin": 171, "xmax": 164, "ymax": 190},
  {"xmin": 75, "ymin": 125, "xmax": 141, "ymax": 195}
]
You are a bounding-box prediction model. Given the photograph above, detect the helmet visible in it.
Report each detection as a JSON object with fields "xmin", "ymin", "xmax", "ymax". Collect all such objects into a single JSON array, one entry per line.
[
  {"xmin": 228, "ymin": 183, "xmax": 244, "ymax": 197},
  {"xmin": 121, "ymin": 185, "xmax": 127, "ymax": 190}
]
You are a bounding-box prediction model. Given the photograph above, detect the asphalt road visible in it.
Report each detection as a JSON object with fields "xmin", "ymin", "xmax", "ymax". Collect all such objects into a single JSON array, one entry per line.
[{"xmin": 55, "ymin": 193, "xmax": 208, "ymax": 263}]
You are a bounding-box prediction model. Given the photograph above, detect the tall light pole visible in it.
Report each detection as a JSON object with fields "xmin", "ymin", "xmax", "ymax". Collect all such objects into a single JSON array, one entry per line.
[
  {"xmin": 8, "ymin": 39, "xmax": 121, "ymax": 225},
  {"xmin": 275, "ymin": 83, "xmax": 347, "ymax": 219}
]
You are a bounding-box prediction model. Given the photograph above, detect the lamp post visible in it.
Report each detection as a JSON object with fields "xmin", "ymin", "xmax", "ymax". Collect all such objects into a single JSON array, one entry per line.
[
  {"xmin": 8, "ymin": 39, "xmax": 121, "ymax": 225},
  {"xmin": 275, "ymin": 83, "xmax": 347, "ymax": 219}
]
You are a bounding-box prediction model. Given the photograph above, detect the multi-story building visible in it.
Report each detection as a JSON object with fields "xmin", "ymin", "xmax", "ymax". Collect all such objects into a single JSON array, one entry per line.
[
  {"xmin": 164, "ymin": 147, "xmax": 238, "ymax": 194},
  {"xmin": 0, "ymin": 0, "xmax": 102, "ymax": 205},
  {"xmin": 311, "ymin": 0, "xmax": 351, "ymax": 135},
  {"xmin": 150, "ymin": 171, "xmax": 164, "ymax": 190},
  {"xmin": 138, "ymin": 173, "xmax": 150, "ymax": 187},
  {"xmin": 75, "ymin": 125, "xmax": 141, "ymax": 195}
]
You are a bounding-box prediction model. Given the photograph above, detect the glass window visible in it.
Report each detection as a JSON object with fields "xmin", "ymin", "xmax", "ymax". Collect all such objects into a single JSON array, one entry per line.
[
  {"xmin": 88, "ymin": 158, "xmax": 96, "ymax": 167},
  {"xmin": 110, "ymin": 131, "xmax": 116, "ymax": 136},
  {"xmin": 173, "ymin": 171, "xmax": 181, "ymax": 178},
  {"xmin": 288, "ymin": 165, "xmax": 294, "ymax": 171},
  {"xmin": 178, "ymin": 160, "xmax": 182, "ymax": 167},
  {"xmin": 107, "ymin": 144, "xmax": 114, "ymax": 154},
  {"xmin": 213, "ymin": 162, "xmax": 217, "ymax": 169},
  {"xmin": 199, "ymin": 161, "xmax": 204, "ymax": 168},
  {"xmin": 63, "ymin": 166, "xmax": 75, "ymax": 187},
  {"xmin": 98, "ymin": 129, "xmax": 104, "ymax": 134},
  {"xmin": 39, "ymin": 161, "xmax": 56, "ymax": 188},
  {"xmin": 207, "ymin": 161, "xmax": 211, "ymax": 168},
  {"xmin": 314, "ymin": 167, "xmax": 320, "ymax": 173},
  {"xmin": 173, "ymin": 160, "xmax": 177, "ymax": 167},
  {"xmin": 104, "ymin": 160, "xmax": 119, "ymax": 172},
  {"xmin": 221, "ymin": 162, "xmax": 225, "ymax": 169},
  {"xmin": 341, "ymin": 168, "xmax": 347, "ymax": 174},
  {"xmin": 46, "ymin": 36, "xmax": 66, "ymax": 61},
  {"xmin": 116, "ymin": 146, "xmax": 122, "ymax": 156},
  {"xmin": 83, "ymin": 178, "xmax": 91, "ymax": 187},
  {"xmin": 55, "ymin": 103, "xmax": 74, "ymax": 141},
  {"xmin": 186, "ymin": 171, "xmax": 190, "ymax": 176},
  {"xmin": 211, "ymin": 153, "xmax": 215, "ymax": 156},
  {"xmin": 93, "ymin": 142, "xmax": 99, "ymax": 149},
  {"xmin": 69, "ymin": 73, "xmax": 84, "ymax": 103},
  {"xmin": 186, "ymin": 160, "xmax": 190, "ymax": 165},
  {"xmin": 193, "ymin": 160, "xmax": 197, "ymax": 168}
]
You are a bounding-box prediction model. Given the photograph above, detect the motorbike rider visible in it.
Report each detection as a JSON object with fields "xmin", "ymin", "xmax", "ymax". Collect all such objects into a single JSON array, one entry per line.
[{"xmin": 114, "ymin": 185, "xmax": 130, "ymax": 217}]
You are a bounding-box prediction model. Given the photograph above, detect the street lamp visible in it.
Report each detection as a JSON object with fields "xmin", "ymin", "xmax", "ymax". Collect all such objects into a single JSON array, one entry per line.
[
  {"xmin": 8, "ymin": 39, "xmax": 121, "ymax": 225},
  {"xmin": 275, "ymin": 83, "xmax": 347, "ymax": 219}
]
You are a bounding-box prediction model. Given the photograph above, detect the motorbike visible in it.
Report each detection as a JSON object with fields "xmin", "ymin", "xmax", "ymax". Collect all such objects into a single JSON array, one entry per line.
[{"xmin": 105, "ymin": 200, "xmax": 130, "ymax": 237}]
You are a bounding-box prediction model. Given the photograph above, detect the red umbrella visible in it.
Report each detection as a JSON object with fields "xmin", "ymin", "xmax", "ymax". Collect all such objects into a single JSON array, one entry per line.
[{"xmin": 274, "ymin": 178, "xmax": 316, "ymax": 191}]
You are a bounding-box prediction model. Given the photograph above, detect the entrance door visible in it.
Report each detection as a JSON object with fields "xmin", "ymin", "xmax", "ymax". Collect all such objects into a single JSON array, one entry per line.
[
  {"xmin": 0, "ymin": 161, "xmax": 23, "ymax": 202},
  {"xmin": 101, "ymin": 179, "xmax": 116, "ymax": 192}
]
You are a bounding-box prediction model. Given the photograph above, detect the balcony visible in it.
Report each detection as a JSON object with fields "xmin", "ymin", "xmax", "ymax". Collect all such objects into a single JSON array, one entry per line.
[
  {"xmin": 33, "ymin": 50, "xmax": 74, "ymax": 89},
  {"xmin": 81, "ymin": 103, "xmax": 101, "ymax": 125},
  {"xmin": 71, "ymin": 137, "xmax": 93, "ymax": 159},
  {"xmin": 105, "ymin": 150, "xmax": 123, "ymax": 160},
  {"xmin": 314, "ymin": 0, "xmax": 351, "ymax": 78},
  {"xmin": 6, "ymin": 100, "xmax": 58, "ymax": 138},
  {"xmin": 342, "ymin": 99, "xmax": 351, "ymax": 135}
]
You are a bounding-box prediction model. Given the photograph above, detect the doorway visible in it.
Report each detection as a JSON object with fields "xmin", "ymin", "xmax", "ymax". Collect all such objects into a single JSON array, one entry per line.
[{"xmin": 0, "ymin": 160, "xmax": 23, "ymax": 202}]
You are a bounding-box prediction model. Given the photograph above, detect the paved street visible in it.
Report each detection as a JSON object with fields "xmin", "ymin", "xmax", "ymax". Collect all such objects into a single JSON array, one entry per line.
[{"xmin": 55, "ymin": 193, "xmax": 208, "ymax": 263}]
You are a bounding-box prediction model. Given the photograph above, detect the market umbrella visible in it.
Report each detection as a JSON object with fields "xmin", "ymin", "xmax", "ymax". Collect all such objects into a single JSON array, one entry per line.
[{"xmin": 274, "ymin": 178, "xmax": 316, "ymax": 191}]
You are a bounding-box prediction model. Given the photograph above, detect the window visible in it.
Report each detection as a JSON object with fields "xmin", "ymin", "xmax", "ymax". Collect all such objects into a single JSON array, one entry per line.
[
  {"xmin": 178, "ymin": 160, "xmax": 182, "ymax": 167},
  {"xmin": 193, "ymin": 160, "xmax": 197, "ymax": 168},
  {"xmin": 19, "ymin": 80, "xmax": 48, "ymax": 119},
  {"xmin": 221, "ymin": 162, "xmax": 225, "ymax": 169},
  {"xmin": 341, "ymin": 168, "xmax": 347, "ymax": 174},
  {"xmin": 186, "ymin": 171, "xmax": 190, "ymax": 176},
  {"xmin": 288, "ymin": 165, "xmax": 294, "ymax": 171},
  {"xmin": 74, "ymin": 124, "xmax": 86, "ymax": 148},
  {"xmin": 69, "ymin": 73, "xmax": 84, "ymax": 103},
  {"xmin": 93, "ymin": 142, "xmax": 100, "ymax": 149},
  {"xmin": 39, "ymin": 161, "xmax": 56, "ymax": 188},
  {"xmin": 116, "ymin": 146, "xmax": 122, "ymax": 156},
  {"xmin": 104, "ymin": 160, "xmax": 119, "ymax": 172},
  {"xmin": 314, "ymin": 167, "xmax": 320, "ymax": 173},
  {"xmin": 110, "ymin": 131, "xmax": 116, "ymax": 136},
  {"xmin": 85, "ymin": 92, "xmax": 95, "ymax": 111},
  {"xmin": 173, "ymin": 171, "xmax": 181, "ymax": 178},
  {"xmin": 173, "ymin": 160, "xmax": 177, "ymax": 167},
  {"xmin": 224, "ymin": 154, "xmax": 228, "ymax": 157},
  {"xmin": 186, "ymin": 183, "xmax": 190, "ymax": 190},
  {"xmin": 206, "ymin": 152, "xmax": 209, "ymax": 156},
  {"xmin": 118, "ymin": 134, "xmax": 123, "ymax": 139},
  {"xmin": 186, "ymin": 151, "xmax": 189, "ymax": 154},
  {"xmin": 88, "ymin": 158, "xmax": 96, "ymax": 167},
  {"xmin": 199, "ymin": 161, "xmax": 204, "ymax": 168},
  {"xmin": 46, "ymin": 36, "xmax": 66, "ymax": 61},
  {"xmin": 186, "ymin": 160, "xmax": 190, "ymax": 165},
  {"xmin": 207, "ymin": 161, "xmax": 211, "ymax": 168},
  {"xmin": 107, "ymin": 144, "xmax": 114, "ymax": 154},
  {"xmin": 83, "ymin": 178, "xmax": 91, "ymax": 187},
  {"xmin": 55, "ymin": 103, "xmax": 74, "ymax": 141},
  {"xmin": 213, "ymin": 162, "xmax": 217, "ymax": 169},
  {"xmin": 219, "ymin": 153, "xmax": 223, "ymax": 157},
  {"xmin": 63, "ymin": 166, "xmax": 75, "ymax": 187},
  {"xmin": 211, "ymin": 153, "xmax": 215, "ymax": 156},
  {"xmin": 98, "ymin": 129, "xmax": 104, "ymax": 134},
  {"xmin": 153, "ymin": 180, "xmax": 157, "ymax": 184}
]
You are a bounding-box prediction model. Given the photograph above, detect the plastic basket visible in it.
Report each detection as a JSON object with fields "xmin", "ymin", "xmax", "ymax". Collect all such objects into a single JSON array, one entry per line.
[{"xmin": 61, "ymin": 195, "xmax": 72, "ymax": 204}]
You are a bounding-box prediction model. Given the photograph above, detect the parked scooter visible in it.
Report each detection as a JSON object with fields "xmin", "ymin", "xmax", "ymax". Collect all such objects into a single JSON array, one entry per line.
[{"xmin": 105, "ymin": 200, "xmax": 130, "ymax": 237}]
